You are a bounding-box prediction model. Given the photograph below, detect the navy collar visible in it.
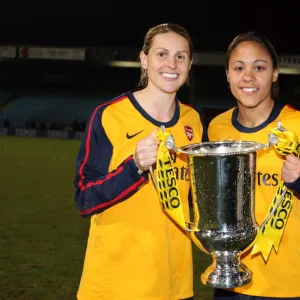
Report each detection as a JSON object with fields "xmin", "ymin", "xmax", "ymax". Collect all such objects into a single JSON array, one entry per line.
[
  {"xmin": 231, "ymin": 101, "xmax": 285, "ymax": 133},
  {"xmin": 126, "ymin": 90, "xmax": 180, "ymax": 127}
]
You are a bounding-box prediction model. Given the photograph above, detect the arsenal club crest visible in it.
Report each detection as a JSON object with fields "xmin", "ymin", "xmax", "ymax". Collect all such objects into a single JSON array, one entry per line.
[{"xmin": 184, "ymin": 126, "xmax": 193, "ymax": 141}]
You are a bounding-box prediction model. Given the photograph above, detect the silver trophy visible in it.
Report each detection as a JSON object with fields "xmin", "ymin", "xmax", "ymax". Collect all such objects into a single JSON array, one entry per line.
[{"xmin": 150, "ymin": 126, "xmax": 287, "ymax": 289}]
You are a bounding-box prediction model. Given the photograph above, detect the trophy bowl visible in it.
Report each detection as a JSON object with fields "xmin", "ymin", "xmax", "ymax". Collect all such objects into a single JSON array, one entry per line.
[
  {"xmin": 180, "ymin": 141, "xmax": 265, "ymax": 289},
  {"xmin": 151, "ymin": 126, "xmax": 289, "ymax": 289}
]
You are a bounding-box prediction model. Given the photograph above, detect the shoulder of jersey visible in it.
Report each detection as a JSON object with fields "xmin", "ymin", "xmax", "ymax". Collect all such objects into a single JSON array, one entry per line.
[
  {"xmin": 209, "ymin": 107, "xmax": 235, "ymax": 126},
  {"xmin": 93, "ymin": 93, "xmax": 129, "ymax": 114},
  {"xmin": 284, "ymin": 103, "xmax": 300, "ymax": 114},
  {"xmin": 178, "ymin": 102, "xmax": 203, "ymax": 118}
]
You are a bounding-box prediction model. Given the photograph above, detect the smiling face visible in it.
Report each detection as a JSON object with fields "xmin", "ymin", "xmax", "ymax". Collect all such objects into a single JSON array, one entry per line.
[
  {"xmin": 226, "ymin": 40, "xmax": 279, "ymax": 109},
  {"xmin": 139, "ymin": 32, "xmax": 191, "ymax": 94}
]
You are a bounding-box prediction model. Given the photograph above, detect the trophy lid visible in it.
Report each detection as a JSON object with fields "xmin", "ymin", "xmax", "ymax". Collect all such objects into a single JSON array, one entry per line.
[{"xmin": 179, "ymin": 141, "xmax": 266, "ymax": 156}]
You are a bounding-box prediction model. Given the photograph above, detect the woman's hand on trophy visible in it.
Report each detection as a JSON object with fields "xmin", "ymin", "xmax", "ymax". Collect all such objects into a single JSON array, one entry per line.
[
  {"xmin": 133, "ymin": 129, "xmax": 160, "ymax": 172},
  {"xmin": 282, "ymin": 154, "xmax": 300, "ymax": 183}
]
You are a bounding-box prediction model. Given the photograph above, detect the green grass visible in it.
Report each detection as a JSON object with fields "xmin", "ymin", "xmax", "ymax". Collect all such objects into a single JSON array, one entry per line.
[{"xmin": 0, "ymin": 136, "xmax": 213, "ymax": 300}]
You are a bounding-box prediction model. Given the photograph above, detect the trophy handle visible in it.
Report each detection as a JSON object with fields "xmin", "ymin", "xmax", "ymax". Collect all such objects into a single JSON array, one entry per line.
[
  {"xmin": 258, "ymin": 122, "xmax": 291, "ymax": 229},
  {"xmin": 149, "ymin": 127, "xmax": 181, "ymax": 189},
  {"xmin": 149, "ymin": 163, "xmax": 199, "ymax": 233},
  {"xmin": 258, "ymin": 186, "xmax": 287, "ymax": 229},
  {"xmin": 150, "ymin": 127, "xmax": 199, "ymax": 232},
  {"xmin": 149, "ymin": 166, "xmax": 158, "ymax": 189}
]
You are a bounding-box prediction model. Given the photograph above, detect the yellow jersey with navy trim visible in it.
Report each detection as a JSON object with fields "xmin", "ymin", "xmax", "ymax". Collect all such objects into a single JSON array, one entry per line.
[
  {"xmin": 74, "ymin": 90, "xmax": 207, "ymax": 300},
  {"xmin": 208, "ymin": 102, "xmax": 300, "ymax": 297}
]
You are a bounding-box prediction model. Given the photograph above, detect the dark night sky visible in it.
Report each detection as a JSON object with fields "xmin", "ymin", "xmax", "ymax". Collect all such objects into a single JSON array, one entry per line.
[
  {"xmin": 1, "ymin": 1, "xmax": 300, "ymax": 55},
  {"xmin": 0, "ymin": 1, "xmax": 300, "ymax": 110}
]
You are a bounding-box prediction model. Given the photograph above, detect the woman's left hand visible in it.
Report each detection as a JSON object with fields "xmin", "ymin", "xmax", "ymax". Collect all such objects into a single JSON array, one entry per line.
[{"xmin": 282, "ymin": 154, "xmax": 300, "ymax": 183}]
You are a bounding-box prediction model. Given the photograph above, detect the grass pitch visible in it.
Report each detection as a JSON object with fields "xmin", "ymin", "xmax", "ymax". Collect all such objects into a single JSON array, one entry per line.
[{"xmin": 0, "ymin": 136, "xmax": 213, "ymax": 300}]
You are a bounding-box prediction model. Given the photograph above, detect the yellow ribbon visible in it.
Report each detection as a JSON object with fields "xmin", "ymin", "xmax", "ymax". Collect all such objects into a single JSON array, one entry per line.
[
  {"xmin": 251, "ymin": 126, "xmax": 300, "ymax": 262},
  {"xmin": 155, "ymin": 127, "xmax": 187, "ymax": 230}
]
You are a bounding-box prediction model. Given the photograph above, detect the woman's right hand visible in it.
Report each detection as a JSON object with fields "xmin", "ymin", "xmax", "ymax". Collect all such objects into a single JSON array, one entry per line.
[{"xmin": 133, "ymin": 129, "xmax": 160, "ymax": 171}]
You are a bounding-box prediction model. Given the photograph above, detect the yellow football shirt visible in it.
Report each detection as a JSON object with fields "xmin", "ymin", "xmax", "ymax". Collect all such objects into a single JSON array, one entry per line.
[
  {"xmin": 208, "ymin": 103, "xmax": 300, "ymax": 297},
  {"xmin": 75, "ymin": 91, "xmax": 206, "ymax": 300}
]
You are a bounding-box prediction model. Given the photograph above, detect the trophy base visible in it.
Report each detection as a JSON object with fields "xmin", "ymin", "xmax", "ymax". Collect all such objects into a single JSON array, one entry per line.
[{"xmin": 201, "ymin": 251, "xmax": 252, "ymax": 289}]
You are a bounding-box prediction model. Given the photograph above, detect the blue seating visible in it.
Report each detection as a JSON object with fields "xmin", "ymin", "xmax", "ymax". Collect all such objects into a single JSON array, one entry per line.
[{"xmin": 0, "ymin": 93, "xmax": 112, "ymax": 128}]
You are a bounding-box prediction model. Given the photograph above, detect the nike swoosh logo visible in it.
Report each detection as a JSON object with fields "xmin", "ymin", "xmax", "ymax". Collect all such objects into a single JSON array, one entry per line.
[{"xmin": 126, "ymin": 130, "xmax": 144, "ymax": 139}]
